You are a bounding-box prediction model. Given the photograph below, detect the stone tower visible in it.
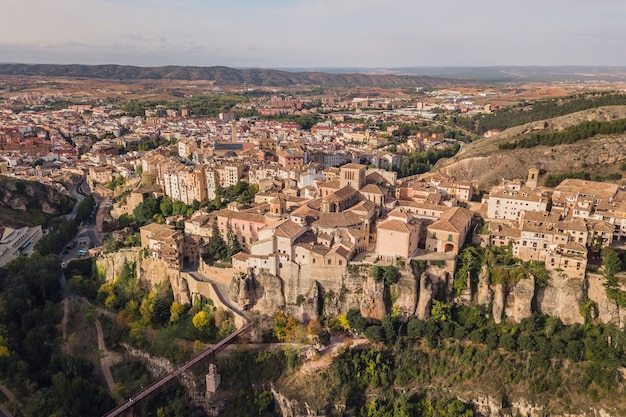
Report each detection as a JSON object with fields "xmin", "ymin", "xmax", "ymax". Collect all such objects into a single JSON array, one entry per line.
[
  {"xmin": 527, "ymin": 167, "xmax": 539, "ymax": 188},
  {"xmin": 206, "ymin": 363, "xmax": 221, "ymax": 394}
]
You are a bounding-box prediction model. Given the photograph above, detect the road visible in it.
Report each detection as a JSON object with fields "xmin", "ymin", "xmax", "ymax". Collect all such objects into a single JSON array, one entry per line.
[{"xmin": 60, "ymin": 179, "xmax": 102, "ymax": 267}]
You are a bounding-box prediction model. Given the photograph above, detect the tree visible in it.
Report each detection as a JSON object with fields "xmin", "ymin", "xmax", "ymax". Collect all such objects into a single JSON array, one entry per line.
[
  {"xmin": 431, "ymin": 300, "xmax": 451, "ymax": 322},
  {"xmin": 205, "ymin": 220, "xmax": 227, "ymax": 264},
  {"xmin": 192, "ymin": 311, "xmax": 210, "ymax": 332},
  {"xmin": 226, "ymin": 221, "xmax": 242, "ymax": 258},
  {"xmin": 347, "ymin": 308, "xmax": 367, "ymax": 333},
  {"xmin": 159, "ymin": 196, "xmax": 173, "ymax": 217},
  {"xmin": 170, "ymin": 301, "xmax": 185, "ymax": 323},
  {"xmin": 364, "ymin": 325, "xmax": 384, "ymax": 343}
]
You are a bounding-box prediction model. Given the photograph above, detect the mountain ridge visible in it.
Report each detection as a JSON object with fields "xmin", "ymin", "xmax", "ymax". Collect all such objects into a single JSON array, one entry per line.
[{"xmin": 0, "ymin": 63, "xmax": 465, "ymax": 88}]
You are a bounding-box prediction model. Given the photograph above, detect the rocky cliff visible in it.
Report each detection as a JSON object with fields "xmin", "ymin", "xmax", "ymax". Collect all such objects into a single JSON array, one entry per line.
[
  {"xmin": 0, "ymin": 176, "xmax": 74, "ymax": 226},
  {"xmin": 97, "ymin": 249, "xmax": 626, "ymax": 329}
]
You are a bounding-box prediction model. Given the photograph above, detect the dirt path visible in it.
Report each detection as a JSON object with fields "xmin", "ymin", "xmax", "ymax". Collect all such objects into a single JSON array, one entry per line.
[
  {"xmin": 95, "ymin": 318, "xmax": 118, "ymax": 392},
  {"xmin": 0, "ymin": 382, "xmax": 20, "ymax": 417},
  {"xmin": 71, "ymin": 296, "xmax": 119, "ymax": 392},
  {"xmin": 61, "ymin": 298, "xmax": 69, "ymax": 350},
  {"xmin": 300, "ymin": 336, "xmax": 369, "ymax": 374}
]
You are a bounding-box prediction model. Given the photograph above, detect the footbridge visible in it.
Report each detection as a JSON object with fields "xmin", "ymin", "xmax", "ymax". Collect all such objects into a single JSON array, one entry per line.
[{"xmin": 102, "ymin": 322, "xmax": 251, "ymax": 417}]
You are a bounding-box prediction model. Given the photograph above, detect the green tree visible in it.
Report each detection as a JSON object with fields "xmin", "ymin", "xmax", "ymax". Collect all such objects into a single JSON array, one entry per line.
[
  {"xmin": 159, "ymin": 196, "xmax": 173, "ymax": 217},
  {"xmin": 205, "ymin": 220, "xmax": 227, "ymax": 264},
  {"xmin": 226, "ymin": 222, "xmax": 242, "ymax": 258}
]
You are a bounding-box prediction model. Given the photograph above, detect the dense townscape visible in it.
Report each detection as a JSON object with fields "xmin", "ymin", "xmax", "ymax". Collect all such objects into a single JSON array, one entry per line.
[{"xmin": 1, "ymin": 74, "xmax": 626, "ymax": 417}]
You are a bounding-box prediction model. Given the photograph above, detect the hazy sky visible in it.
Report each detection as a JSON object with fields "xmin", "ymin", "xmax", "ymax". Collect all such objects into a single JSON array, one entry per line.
[{"xmin": 2, "ymin": 0, "xmax": 625, "ymax": 68}]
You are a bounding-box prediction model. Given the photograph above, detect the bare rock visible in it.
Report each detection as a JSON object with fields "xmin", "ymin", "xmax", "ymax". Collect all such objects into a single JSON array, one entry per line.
[
  {"xmin": 587, "ymin": 273, "xmax": 622, "ymax": 326},
  {"xmin": 506, "ymin": 276, "xmax": 535, "ymax": 323},
  {"xmin": 253, "ymin": 271, "xmax": 286, "ymax": 315},
  {"xmin": 492, "ymin": 284, "xmax": 505, "ymax": 324},
  {"xmin": 390, "ymin": 267, "xmax": 419, "ymax": 320},
  {"xmin": 416, "ymin": 272, "xmax": 433, "ymax": 320},
  {"xmin": 286, "ymin": 281, "xmax": 321, "ymax": 323},
  {"xmin": 476, "ymin": 265, "xmax": 493, "ymax": 309},
  {"xmin": 359, "ymin": 276, "xmax": 387, "ymax": 322},
  {"xmin": 536, "ymin": 272, "xmax": 584, "ymax": 325}
]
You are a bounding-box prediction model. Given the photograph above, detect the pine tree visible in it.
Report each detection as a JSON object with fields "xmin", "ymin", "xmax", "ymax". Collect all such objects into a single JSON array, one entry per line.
[
  {"xmin": 226, "ymin": 221, "xmax": 242, "ymax": 257},
  {"xmin": 206, "ymin": 220, "xmax": 227, "ymax": 264}
]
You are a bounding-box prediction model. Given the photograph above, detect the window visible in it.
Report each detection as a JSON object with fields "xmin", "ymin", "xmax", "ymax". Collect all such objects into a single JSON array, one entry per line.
[
  {"xmin": 312, "ymin": 259, "xmax": 316, "ymax": 264},
  {"xmin": 432, "ymin": 232, "xmax": 437, "ymax": 239},
  {"xmin": 338, "ymin": 260, "xmax": 342, "ymax": 266},
  {"xmin": 327, "ymin": 259, "xmax": 331, "ymax": 265},
  {"xmin": 448, "ymin": 234, "xmax": 453, "ymax": 241}
]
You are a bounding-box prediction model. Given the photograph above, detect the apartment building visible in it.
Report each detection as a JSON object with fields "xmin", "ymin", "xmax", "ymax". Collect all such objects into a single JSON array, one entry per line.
[{"xmin": 486, "ymin": 181, "xmax": 549, "ymax": 221}]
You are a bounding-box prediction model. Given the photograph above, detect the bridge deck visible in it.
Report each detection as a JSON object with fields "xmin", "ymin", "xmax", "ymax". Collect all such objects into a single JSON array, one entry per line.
[{"xmin": 102, "ymin": 323, "xmax": 251, "ymax": 417}]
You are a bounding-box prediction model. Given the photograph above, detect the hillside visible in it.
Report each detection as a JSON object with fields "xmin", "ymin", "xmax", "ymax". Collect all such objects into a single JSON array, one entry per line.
[
  {"xmin": 434, "ymin": 106, "xmax": 626, "ymax": 189},
  {"xmin": 0, "ymin": 176, "xmax": 74, "ymax": 227},
  {"xmin": 0, "ymin": 64, "xmax": 463, "ymax": 88}
]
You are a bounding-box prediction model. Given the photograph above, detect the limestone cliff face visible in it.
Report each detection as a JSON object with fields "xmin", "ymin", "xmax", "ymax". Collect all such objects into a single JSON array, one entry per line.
[
  {"xmin": 536, "ymin": 272, "xmax": 585, "ymax": 325},
  {"xmin": 390, "ymin": 266, "xmax": 419, "ymax": 320},
  {"xmin": 95, "ymin": 248, "xmax": 143, "ymax": 282},
  {"xmin": 492, "ymin": 284, "xmax": 505, "ymax": 324},
  {"xmin": 476, "ymin": 265, "xmax": 493, "ymax": 309},
  {"xmin": 416, "ymin": 272, "xmax": 433, "ymax": 320},
  {"xmin": 0, "ymin": 176, "xmax": 73, "ymax": 226},
  {"xmin": 285, "ymin": 281, "xmax": 321, "ymax": 323},
  {"xmin": 587, "ymin": 273, "xmax": 626, "ymax": 327},
  {"xmin": 505, "ymin": 276, "xmax": 535, "ymax": 323},
  {"xmin": 228, "ymin": 270, "xmax": 286, "ymax": 316}
]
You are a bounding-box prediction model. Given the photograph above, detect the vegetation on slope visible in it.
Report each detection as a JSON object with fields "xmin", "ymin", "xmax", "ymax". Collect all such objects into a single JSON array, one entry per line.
[
  {"xmin": 0, "ymin": 64, "xmax": 455, "ymax": 88},
  {"xmin": 499, "ymin": 117, "xmax": 626, "ymax": 149},
  {"xmin": 0, "ymin": 254, "xmax": 114, "ymax": 416},
  {"xmin": 454, "ymin": 92, "xmax": 626, "ymax": 134}
]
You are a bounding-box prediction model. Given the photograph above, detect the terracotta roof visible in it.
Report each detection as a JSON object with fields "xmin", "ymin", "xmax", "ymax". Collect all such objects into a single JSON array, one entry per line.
[
  {"xmin": 489, "ymin": 184, "xmax": 547, "ymax": 203},
  {"xmin": 323, "ymin": 185, "xmax": 359, "ymax": 203},
  {"xmin": 428, "ymin": 207, "xmax": 473, "ymax": 233},
  {"xmin": 319, "ymin": 179, "xmax": 342, "ymax": 190},
  {"xmin": 359, "ymin": 184, "xmax": 386, "ymax": 195},
  {"xmin": 341, "ymin": 163, "xmax": 366, "ymax": 170},
  {"xmin": 378, "ymin": 219, "xmax": 416, "ymax": 233},
  {"xmin": 270, "ymin": 219, "xmax": 306, "ymax": 238},
  {"xmin": 313, "ymin": 211, "xmax": 365, "ymax": 228},
  {"xmin": 215, "ymin": 209, "xmax": 266, "ymax": 224}
]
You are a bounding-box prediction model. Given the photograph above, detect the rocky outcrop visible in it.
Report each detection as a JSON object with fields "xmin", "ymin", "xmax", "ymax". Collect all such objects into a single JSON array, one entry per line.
[
  {"xmin": 476, "ymin": 265, "xmax": 493, "ymax": 309},
  {"xmin": 228, "ymin": 269, "xmax": 286, "ymax": 316},
  {"xmin": 416, "ymin": 272, "xmax": 433, "ymax": 320},
  {"xmin": 286, "ymin": 281, "xmax": 321, "ymax": 323},
  {"xmin": 95, "ymin": 248, "xmax": 143, "ymax": 282},
  {"xmin": 536, "ymin": 272, "xmax": 585, "ymax": 325},
  {"xmin": 0, "ymin": 176, "xmax": 74, "ymax": 226},
  {"xmin": 390, "ymin": 267, "xmax": 419, "ymax": 320},
  {"xmin": 229, "ymin": 271, "xmax": 256, "ymax": 310},
  {"xmin": 505, "ymin": 276, "xmax": 535, "ymax": 323},
  {"xmin": 271, "ymin": 387, "xmax": 320, "ymax": 417},
  {"xmin": 492, "ymin": 284, "xmax": 505, "ymax": 324},
  {"xmin": 587, "ymin": 273, "xmax": 626, "ymax": 327}
]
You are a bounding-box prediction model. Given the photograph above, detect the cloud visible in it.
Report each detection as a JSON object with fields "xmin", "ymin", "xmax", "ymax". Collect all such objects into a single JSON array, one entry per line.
[{"xmin": 0, "ymin": 0, "xmax": 625, "ymax": 67}]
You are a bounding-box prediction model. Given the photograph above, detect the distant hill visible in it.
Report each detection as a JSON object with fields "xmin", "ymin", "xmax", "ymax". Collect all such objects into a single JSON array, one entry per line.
[
  {"xmin": 0, "ymin": 64, "xmax": 464, "ymax": 88},
  {"xmin": 432, "ymin": 106, "xmax": 626, "ymax": 189}
]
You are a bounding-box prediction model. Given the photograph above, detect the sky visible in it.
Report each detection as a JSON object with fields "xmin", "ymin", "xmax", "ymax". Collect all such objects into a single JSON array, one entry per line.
[{"xmin": 1, "ymin": 0, "xmax": 626, "ymax": 68}]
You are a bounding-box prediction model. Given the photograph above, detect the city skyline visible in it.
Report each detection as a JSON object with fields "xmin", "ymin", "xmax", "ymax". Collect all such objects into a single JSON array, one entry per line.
[{"xmin": 2, "ymin": 0, "xmax": 626, "ymax": 68}]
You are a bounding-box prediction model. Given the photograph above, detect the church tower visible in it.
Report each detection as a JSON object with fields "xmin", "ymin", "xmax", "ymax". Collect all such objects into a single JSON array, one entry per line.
[{"xmin": 527, "ymin": 167, "xmax": 539, "ymax": 188}]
